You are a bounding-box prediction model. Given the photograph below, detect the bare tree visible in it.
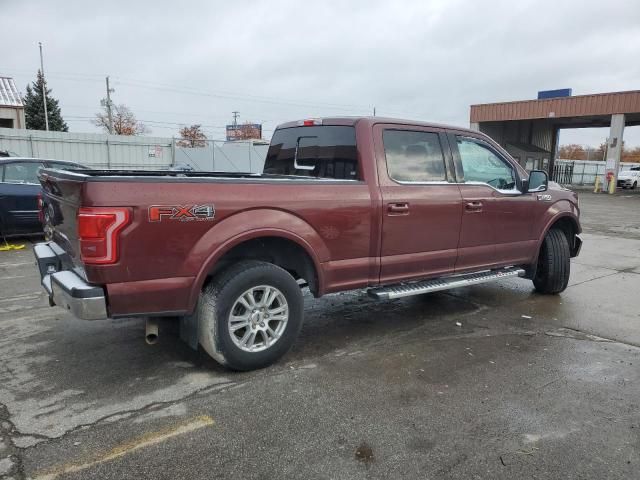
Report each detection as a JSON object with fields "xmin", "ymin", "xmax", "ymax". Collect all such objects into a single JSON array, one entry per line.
[
  {"xmin": 94, "ymin": 104, "xmax": 148, "ymax": 135},
  {"xmin": 177, "ymin": 124, "xmax": 208, "ymax": 147},
  {"xmin": 558, "ymin": 144, "xmax": 586, "ymax": 160},
  {"xmin": 623, "ymin": 146, "xmax": 640, "ymax": 163}
]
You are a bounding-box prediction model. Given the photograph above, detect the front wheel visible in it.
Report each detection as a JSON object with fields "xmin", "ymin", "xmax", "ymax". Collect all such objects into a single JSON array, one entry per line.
[
  {"xmin": 532, "ymin": 228, "xmax": 570, "ymax": 294},
  {"xmin": 633, "ymin": 181, "xmax": 638, "ymax": 190},
  {"xmin": 198, "ymin": 260, "xmax": 304, "ymax": 371}
]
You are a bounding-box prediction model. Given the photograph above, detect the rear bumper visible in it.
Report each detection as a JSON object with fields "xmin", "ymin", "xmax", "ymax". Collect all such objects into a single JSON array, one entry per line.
[{"xmin": 34, "ymin": 243, "xmax": 108, "ymax": 320}]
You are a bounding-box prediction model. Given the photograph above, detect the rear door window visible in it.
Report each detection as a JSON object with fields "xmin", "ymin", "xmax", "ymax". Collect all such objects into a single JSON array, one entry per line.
[
  {"xmin": 2, "ymin": 162, "xmax": 43, "ymax": 184},
  {"xmin": 383, "ymin": 130, "xmax": 447, "ymax": 182},
  {"xmin": 263, "ymin": 126, "xmax": 359, "ymax": 180}
]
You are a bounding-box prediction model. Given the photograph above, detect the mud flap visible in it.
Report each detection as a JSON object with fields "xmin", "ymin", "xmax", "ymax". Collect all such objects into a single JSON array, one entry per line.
[{"xmin": 179, "ymin": 301, "xmax": 200, "ymax": 350}]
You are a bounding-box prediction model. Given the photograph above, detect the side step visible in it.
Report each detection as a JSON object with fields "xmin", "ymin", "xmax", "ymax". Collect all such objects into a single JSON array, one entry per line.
[{"xmin": 368, "ymin": 267, "xmax": 525, "ymax": 300}]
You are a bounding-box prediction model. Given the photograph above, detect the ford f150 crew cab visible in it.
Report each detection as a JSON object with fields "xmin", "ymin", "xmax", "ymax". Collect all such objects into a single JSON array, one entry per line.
[{"xmin": 35, "ymin": 117, "xmax": 582, "ymax": 370}]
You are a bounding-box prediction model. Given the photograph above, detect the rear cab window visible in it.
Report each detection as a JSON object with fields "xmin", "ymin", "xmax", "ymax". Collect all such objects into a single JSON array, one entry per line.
[{"xmin": 263, "ymin": 126, "xmax": 359, "ymax": 180}]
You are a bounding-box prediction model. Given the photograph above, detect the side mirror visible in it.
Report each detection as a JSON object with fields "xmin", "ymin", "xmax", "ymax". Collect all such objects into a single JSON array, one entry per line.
[{"xmin": 526, "ymin": 170, "xmax": 548, "ymax": 193}]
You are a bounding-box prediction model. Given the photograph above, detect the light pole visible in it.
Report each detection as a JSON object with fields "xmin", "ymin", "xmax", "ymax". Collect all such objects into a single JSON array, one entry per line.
[{"xmin": 38, "ymin": 42, "xmax": 49, "ymax": 131}]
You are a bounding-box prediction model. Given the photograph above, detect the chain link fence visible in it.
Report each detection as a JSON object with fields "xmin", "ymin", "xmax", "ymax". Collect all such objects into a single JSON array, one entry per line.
[{"xmin": 552, "ymin": 159, "xmax": 640, "ymax": 186}]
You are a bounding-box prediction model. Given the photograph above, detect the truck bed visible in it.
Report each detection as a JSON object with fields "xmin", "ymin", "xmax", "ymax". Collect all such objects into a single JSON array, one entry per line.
[{"xmin": 40, "ymin": 168, "xmax": 359, "ymax": 183}]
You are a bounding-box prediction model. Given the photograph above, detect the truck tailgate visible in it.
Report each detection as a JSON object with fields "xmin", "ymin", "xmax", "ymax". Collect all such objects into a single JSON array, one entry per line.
[{"xmin": 39, "ymin": 169, "xmax": 85, "ymax": 269}]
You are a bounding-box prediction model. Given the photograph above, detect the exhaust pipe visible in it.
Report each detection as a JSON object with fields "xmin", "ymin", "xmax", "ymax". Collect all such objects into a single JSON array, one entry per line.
[{"xmin": 145, "ymin": 319, "xmax": 159, "ymax": 345}]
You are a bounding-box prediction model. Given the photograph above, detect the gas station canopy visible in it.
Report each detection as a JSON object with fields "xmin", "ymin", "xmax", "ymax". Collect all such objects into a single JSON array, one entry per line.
[{"xmin": 470, "ymin": 90, "xmax": 640, "ymax": 192}]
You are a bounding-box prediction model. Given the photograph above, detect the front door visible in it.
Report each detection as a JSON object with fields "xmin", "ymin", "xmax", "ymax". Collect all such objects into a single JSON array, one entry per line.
[
  {"xmin": 449, "ymin": 134, "xmax": 535, "ymax": 271},
  {"xmin": 374, "ymin": 125, "xmax": 462, "ymax": 284}
]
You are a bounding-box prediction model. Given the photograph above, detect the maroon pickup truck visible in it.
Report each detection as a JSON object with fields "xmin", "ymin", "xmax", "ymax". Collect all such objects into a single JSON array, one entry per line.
[{"xmin": 35, "ymin": 117, "xmax": 581, "ymax": 370}]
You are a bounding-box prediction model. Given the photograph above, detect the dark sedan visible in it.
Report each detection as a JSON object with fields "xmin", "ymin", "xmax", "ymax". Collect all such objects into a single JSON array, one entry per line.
[{"xmin": 0, "ymin": 158, "xmax": 86, "ymax": 237}]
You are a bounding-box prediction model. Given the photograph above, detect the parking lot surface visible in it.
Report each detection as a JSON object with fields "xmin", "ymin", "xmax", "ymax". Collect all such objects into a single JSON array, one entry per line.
[{"xmin": 1, "ymin": 192, "xmax": 639, "ymax": 479}]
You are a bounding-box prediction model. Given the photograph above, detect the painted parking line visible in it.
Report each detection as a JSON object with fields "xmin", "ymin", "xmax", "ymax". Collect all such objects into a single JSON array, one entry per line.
[{"xmin": 33, "ymin": 415, "xmax": 215, "ymax": 480}]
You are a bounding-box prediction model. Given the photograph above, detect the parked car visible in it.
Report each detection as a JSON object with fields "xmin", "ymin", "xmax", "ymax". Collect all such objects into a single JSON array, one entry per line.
[
  {"xmin": 35, "ymin": 117, "xmax": 581, "ymax": 370},
  {"xmin": 617, "ymin": 168, "xmax": 640, "ymax": 189},
  {"xmin": 0, "ymin": 158, "xmax": 86, "ymax": 237},
  {"xmin": 169, "ymin": 163, "xmax": 195, "ymax": 172}
]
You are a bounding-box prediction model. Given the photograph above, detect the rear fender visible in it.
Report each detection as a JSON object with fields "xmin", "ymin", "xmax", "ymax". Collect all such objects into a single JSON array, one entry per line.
[{"xmin": 186, "ymin": 208, "xmax": 328, "ymax": 312}]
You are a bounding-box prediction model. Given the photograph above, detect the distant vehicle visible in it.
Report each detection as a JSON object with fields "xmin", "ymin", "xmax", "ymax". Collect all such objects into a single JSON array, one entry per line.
[
  {"xmin": 617, "ymin": 168, "xmax": 640, "ymax": 189},
  {"xmin": 169, "ymin": 163, "xmax": 195, "ymax": 172},
  {"xmin": 0, "ymin": 158, "xmax": 87, "ymax": 237}
]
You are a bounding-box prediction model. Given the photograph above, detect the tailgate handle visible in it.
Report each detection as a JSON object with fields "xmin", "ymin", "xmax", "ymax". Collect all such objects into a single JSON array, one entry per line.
[{"xmin": 388, "ymin": 203, "xmax": 409, "ymax": 215}]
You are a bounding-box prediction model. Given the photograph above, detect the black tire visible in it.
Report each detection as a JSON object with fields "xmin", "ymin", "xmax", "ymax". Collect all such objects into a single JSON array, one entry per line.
[
  {"xmin": 198, "ymin": 260, "xmax": 304, "ymax": 371},
  {"xmin": 633, "ymin": 181, "xmax": 637, "ymax": 190},
  {"xmin": 532, "ymin": 228, "xmax": 570, "ymax": 294}
]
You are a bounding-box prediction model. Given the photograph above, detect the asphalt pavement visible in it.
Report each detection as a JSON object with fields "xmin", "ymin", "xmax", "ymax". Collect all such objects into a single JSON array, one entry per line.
[{"xmin": 1, "ymin": 191, "xmax": 639, "ymax": 479}]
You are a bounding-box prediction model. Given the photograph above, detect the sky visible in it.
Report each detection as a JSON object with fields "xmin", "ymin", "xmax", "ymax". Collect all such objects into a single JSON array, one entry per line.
[{"xmin": 1, "ymin": 0, "xmax": 639, "ymax": 146}]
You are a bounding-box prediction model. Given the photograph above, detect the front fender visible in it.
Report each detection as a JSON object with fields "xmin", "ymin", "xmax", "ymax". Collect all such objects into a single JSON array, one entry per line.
[
  {"xmin": 185, "ymin": 208, "xmax": 329, "ymax": 311},
  {"xmin": 533, "ymin": 199, "xmax": 581, "ymax": 255}
]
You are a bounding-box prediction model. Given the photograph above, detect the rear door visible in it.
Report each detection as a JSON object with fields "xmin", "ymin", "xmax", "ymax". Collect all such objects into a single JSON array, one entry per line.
[
  {"xmin": 448, "ymin": 134, "xmax": 535, "ymax": 271},
  {"xmin": 374, "ymin": 124, "xmax": 462, "ymax": 284},
  {"xmin": 0, "ymin": 161, "xmax": 43, "ymax": 235}
]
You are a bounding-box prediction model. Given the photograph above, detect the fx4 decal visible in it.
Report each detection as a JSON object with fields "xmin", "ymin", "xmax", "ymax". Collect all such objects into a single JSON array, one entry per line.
[
  {"xmin": 149, "ymin": 205, "xmax": 215, "ymax": 222},
  {"xmin": 537, "ymin": 194, "xmax": 552, "ymax": 201}
]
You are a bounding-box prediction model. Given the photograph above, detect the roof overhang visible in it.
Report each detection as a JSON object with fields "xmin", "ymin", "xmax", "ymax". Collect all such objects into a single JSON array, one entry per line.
[{"xmin": 471, "ymin": 90, "xmax": 640, "ymax": 127}]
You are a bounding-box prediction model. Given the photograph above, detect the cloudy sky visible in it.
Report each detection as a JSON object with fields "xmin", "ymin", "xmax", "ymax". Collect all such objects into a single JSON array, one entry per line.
[{"xmin": 2, "ymin": 0, "xmax": 639, "ymax": 146}]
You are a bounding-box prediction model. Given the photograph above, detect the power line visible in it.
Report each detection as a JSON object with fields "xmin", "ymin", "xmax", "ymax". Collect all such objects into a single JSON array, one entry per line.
[
  {"xmin": 65, "ymin": 115, "xmax": 232, "ymax": 130},
  {"xmin": 5, "ymin": 68, "xmax": 374, "ymax": 112},
  {"xmin": 5, "ymin": 67, "xmax": 430, "ymax": 119},
  {"xmin": 111, "ymin": 76, "xmax": 372, "ymax": 111}
]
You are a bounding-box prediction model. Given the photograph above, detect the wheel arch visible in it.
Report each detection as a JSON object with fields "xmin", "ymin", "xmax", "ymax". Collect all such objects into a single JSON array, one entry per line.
[
  {"xmin": 524, "ymin": 212, "xmax": 580, "ymax": 279},
  {"xmin": 540, "ymin": 214, "xmax": 581, "ymax": 256},
  {"xmin": 188, "ymin": 229, "xmax": 325, "ymax": 313}
]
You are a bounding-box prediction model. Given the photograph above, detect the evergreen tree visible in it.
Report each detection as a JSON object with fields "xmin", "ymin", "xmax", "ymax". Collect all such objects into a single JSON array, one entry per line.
[{"xmin": 23, "ymin": 70, "xmax": 68, "ymax": 131}]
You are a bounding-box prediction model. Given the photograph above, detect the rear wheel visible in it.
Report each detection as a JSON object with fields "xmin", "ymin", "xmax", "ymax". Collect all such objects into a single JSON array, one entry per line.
[
  {"xmin": 633, "ymin": 181, "xmax": 637, "ymax": 190},
  {"xmin": 198, "ymin": 260, "xmax": 304, "ymax": 371},
  {"xmin": 532, "ymin": 228, "xmax": 570, "ymax": 294}
]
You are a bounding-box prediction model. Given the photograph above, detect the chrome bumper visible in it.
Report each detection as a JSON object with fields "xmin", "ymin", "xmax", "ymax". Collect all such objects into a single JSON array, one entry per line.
[{"xmin": 34, "ymin": 243, "xmax": 108, "ymax": 320}]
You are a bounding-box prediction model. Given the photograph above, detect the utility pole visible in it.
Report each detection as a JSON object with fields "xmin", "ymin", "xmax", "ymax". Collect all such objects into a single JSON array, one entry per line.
[
  {"xmin": 232, "ymin": 111, "xmax": 240, "ymax": 128},
  {"xmin": 38, "ymin": 42, "xmax": 49, "ymax": 131},
  {"xmin": 373, "ymin": 106, "xmax": 376, "ymax": 116},
  {"xmin": 105, "ymin": 76, "xmax": 114, "ymax": 134}
]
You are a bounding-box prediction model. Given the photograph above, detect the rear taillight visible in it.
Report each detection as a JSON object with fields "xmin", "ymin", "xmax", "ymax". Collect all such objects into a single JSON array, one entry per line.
[{"xmin": 77, "ymin": 207, "xmax": 130, "ymax": 264}]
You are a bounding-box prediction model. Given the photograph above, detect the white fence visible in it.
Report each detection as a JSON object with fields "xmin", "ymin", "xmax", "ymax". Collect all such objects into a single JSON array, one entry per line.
[
  {"xmin": 174, "ymin": 141, "xmax": 268, "ymax": 173},
  {"xmin": 0, "ymin": 128, "xmax": 268, "ymax": 173},
  {"xmin": 555, "ymin": 159, "xmax": 640, "ymax": 185}
]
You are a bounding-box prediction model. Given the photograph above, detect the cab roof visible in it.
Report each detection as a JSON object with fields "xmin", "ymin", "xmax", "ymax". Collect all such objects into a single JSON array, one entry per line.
[{"xmin": 275, "ymin": 116, "xmax": 476, "ymax": 134}]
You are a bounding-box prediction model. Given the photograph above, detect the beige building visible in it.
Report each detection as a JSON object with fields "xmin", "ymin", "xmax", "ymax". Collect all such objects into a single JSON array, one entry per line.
[{"xmin": 0, "ymin": 77, "xmax": 26, "ymax": 129}]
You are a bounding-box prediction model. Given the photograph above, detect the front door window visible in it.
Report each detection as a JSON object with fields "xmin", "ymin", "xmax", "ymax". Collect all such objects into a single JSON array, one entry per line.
[{"xmin": 457, "ymin": 138, "xmax": 517, "ymax": 192}]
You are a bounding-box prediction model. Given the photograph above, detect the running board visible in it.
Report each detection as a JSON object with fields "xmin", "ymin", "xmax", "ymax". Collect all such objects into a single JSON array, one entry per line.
[{"xmin": 368, "ymin": 267, "xmax": 525, "ymax": 300}]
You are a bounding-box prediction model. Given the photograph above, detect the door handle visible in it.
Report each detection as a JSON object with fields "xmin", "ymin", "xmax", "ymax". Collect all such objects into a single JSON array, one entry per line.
[
  {"xmin": 387, "ymin": 202, "xmax": 409, "ymax": 215},
  {"xmin": 465, "ymin": 201, "xmax": 483, "ymax": 212}
]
